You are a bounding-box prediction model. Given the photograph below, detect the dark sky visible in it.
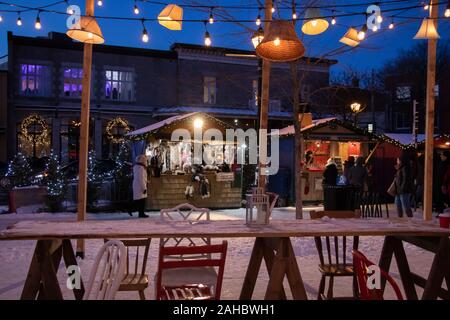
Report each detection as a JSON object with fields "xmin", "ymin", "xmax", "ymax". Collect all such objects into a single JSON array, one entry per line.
[{"xmin": 1, "ymin": 0, "xmax": 449, "ymax": 75}]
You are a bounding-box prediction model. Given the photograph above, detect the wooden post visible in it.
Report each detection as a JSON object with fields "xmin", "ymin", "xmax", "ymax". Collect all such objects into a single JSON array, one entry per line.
[
  {"xmin": 258, "ymin": 0, "xmax": 272, "ymax": 189},
  {"xmin": 423, "ymin": 1, "xmax": 438, "ymax": 221},
  {"xmin": 76, "ymin": 0, "xmax": 95, "ymax": 256}
]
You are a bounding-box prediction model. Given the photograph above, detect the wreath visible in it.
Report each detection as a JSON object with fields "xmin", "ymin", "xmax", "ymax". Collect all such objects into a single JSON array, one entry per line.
[
  {"xmin": 20, "ymin": 115, "xmax": 50, "ymax": 145},
  {"xmin": 106, "ymin": 117, "xmax": 130, "ymax": 143}
]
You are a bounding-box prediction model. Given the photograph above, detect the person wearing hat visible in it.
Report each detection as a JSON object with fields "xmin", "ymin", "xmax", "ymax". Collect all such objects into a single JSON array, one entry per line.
[
  {"xmin": 394, "ymin": 153, "xmax": 414, "ymax": 217},
  {"xmin": 128, "ymin": 154, "xmax": 149, "ymax": 218},
  {"xmin": 323, "ymin": 158, "xmax": 338, "ymax": 186}
]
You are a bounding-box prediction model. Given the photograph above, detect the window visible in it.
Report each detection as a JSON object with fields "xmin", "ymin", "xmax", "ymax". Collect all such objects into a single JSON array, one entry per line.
[
  {"xmin": 20, "ymin": 64, "xmax": 50, "ymax": 96},
  {"xmin": 105, "ymin": 70, "xmax": 134, "ymax": 101},
  {"xmin": 395, "ymin": 86, "xmax": 411, "ymax": 101},
  {"xmin": 63, "ymin": 67, "xmax": 83, "ymax": 97},
  {"xmin": 395, "ymin": 112, "xmax": 411, "ymax": 130},
  {"xmin": 252, "ymin": 79, "xmax": 259, "ymax": 108},
  {"xmin": 203, "ymin": 76, "xmax": 216, "ymax": 104}
]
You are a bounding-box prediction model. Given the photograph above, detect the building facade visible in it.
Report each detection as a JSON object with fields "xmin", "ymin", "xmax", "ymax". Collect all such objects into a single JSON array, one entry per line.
[{"xmin": 4, "ymin": 32, "xmax": 336, "ymax": 163}]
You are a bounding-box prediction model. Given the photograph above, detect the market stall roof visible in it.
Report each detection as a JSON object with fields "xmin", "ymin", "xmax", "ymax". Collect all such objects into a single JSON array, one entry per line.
[
  {"xmin": 126, "ymin": 112, "xmax": 234, "ymax": 140},
  {"xmin": 383, "ymin": 133, "xmax": 427, "ymax": 146}
]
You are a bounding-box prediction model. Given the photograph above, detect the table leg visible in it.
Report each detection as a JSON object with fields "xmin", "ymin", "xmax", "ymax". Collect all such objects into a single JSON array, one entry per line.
[
  {"xmin": 62, "ymin": 240, "xmax": 85, "ymax": 300},
  {"xmin": 239, "ymin": 238, "xmax": 265, "ymax": 300},
  {"xmin": 422, "ymin": 237, "xmax": 450, "ymax": 300}
]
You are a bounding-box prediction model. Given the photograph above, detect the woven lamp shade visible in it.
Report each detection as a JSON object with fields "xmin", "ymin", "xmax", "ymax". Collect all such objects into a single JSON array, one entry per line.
[
  {"xmin": 256, "ymin": 20, "xmax": 305, "ymax": 62},
  {"xmin": 414, "ymin": 18, "xmax": 440, "ymax": 40},
  {"xmin": 66, "ymin": 16, "xmax": 104, "ymax": 44}
]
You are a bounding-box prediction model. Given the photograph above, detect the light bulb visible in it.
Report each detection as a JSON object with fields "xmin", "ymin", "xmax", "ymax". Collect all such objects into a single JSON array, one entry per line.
[
  {"xmin": 376, "ymin": 15, "xmax": 383, "ymax": 23},
  {"xmin": 271, "ymin": 7, "xmax": 275, "ymax": 13},
  {"xmin": 331, "ymin": 17, "xmax": 336, "ymax": 25},
  {"xmin": 88, "ymin": 32, "xmax": 93, "ymax": 39},
  {"xmin": 256, "ymin": 15, "xmax": 261, "ymax": 26},
  {"xmin": 292, "ymin": 12, "xmax": 297, "ymax": 20},
  {"xmin": 389, "ymin": 22, "xmax": 394, "ymax": 29},
  {"xmin": 142, "ymin": 28, "xmax": 149, "ymax": 43},
  {"xmin": 209, "ymin": 14, "xmax": 214, "ymax": 24},
  {"xmin": 0, "ymin": 15, "xmax": 3, "ymax": 22},
  {"xmin": 372, "ymin": 25, "xmax": 378, "ymax": 32},
  {"xmin": 17, "ymin": 17, "xmax": 22, "ymax": 26},
  {"xmin": 204, "ymin": 32, "xmax": 211, "ymax": 46},
  {"xmin": 97, "ymin": 0, "xmax": 103, "ymax": 6},
  {"xmin": 68, "ymin": 8, "xmax": 74, "ymax": 15},
  {"xmin": 424, "ymin": 3, "xmax": 429, "ymax": 10},
  {"xmin": 357, "ymin": 30, "xmax": 365, "ymax": 40},
  {"xmin": 445, "ymin": 8, "xmax": 450, "ymax": 17},
  {"xmin": 274, "ymin": 37, "xmax": 280, "ymax": 46},
  {"xmin": 311, "ymin": 20, "xmax": 318, "ymax": 27},
  {"xmin": 134, "ymin": 5, "xmax": 139, "ymax": 15},
  {"xmin": 35, "ymin": 17, "xmax": 41, "ymax": 29}
]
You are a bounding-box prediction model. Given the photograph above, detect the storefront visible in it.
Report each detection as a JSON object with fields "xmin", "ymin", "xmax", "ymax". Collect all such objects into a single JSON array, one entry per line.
[
  {"xmin": 127, "ymin": 112, "xmax": 242, "ymax": 210},
  {"xmin": 270, "ymin": 116, "xmax": 380, "ymax": 203}
]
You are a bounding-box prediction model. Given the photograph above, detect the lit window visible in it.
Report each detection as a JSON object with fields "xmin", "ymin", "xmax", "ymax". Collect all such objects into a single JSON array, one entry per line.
[
  {"xmin": 63, "ymin": 67, "xmax": 83, "ymax": 97},
  {"xmin": 395, "ymin": 86, "xmax": 411, "ymax": 100},
  {"xmin": 203, "ymin": 76, "xmax": 216, "ymax": 104},
  {"xmin": 105, "ymin": 70, "xmax": 134, "ymax": 101},
  {"xmin": 20, "ymin": 64, "xmax": 50, "ymax": 96}
]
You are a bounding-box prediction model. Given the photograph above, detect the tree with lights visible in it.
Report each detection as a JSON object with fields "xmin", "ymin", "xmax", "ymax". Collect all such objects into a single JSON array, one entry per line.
[
  {"xmin": 113, "ymin": 143, "xmax": 133, "ymax": 203},
  {"xmin": 6, "ymin": 152, "xmax": 32, "ymax": 188},
  {"xmin": 44, "ymin": 151, "xmax": 67, "ymax": 212},
  {"xmin": 87, "ymin": 150, "xmax": 103, "ymax": 206}
]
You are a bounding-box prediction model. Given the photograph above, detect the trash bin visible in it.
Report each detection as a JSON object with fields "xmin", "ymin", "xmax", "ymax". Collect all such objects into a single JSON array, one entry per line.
[{"xmin": 323, "ymin": 185, "xmax": 360, "ymax": 211}]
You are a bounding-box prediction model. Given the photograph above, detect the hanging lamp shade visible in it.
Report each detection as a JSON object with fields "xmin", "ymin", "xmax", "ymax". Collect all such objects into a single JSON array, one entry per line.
[
  {"xmin": 255, "ymin": 20, "xmax": 305, "ymax": 62},
  {"xmin": 414, "ymin": 18, "xmax": 440, "ymax": 40},
  {"xmin": 66, "ymin": 16, "xmax": 104, "ymax": 44},
  {"xmin": 301, "ymin": 8, "xmax": 329, "ymax": 35},
  {"xmin": 251, "ymin": 27, "xmax": 264, "ymax": 49},
  {"xmin": 158, "ymin": 4, "xmax": 183, "ymax": 30},
  {"xmin": 339, "ymin": 27, "xmax": 360, "ymax": 47}
]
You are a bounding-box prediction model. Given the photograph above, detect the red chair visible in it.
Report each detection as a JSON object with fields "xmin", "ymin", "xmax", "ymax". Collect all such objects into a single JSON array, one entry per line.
[
  {"xmin": 156, "ymin": 241, "xmax": 228, "ymax": 300},
  {"xmin": 352, "ymin": 250, "xmax": 403, "ymax": 300}
]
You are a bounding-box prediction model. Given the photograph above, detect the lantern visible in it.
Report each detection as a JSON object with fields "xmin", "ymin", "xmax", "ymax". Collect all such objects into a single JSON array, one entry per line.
[
  {"xmin": 255, "ymin": 20, "xmax": 305, "ymax": 62},
  {"xmin": 158, "ymin": 4, "xmax": 183, "ymax": 31},
  {"xmin": 339, "ymin": 27, "xmax": 360, "ymax": 47},
  {"xmin": 414, "ymin": 18, "xmax": 440, "ymax": 40},
  {"xmin": 245, "ymin": 188, "xmax": 270, "ymax": 226},
  {"xmin": 251, "ymin": 27, "xmax": 264, "ymax": 49},
  {"xmin": 301, "ymin": 8, "xmax": 329, "ymax": 35},
  {"xmin": 66, "ymin": 16, "xmax": 104, "ymax": 44}
]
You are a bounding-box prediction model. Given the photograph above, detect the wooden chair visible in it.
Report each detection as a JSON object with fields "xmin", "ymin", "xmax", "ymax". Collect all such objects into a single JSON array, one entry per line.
[
  {"xmin": 84, "ymin": 240, "xmax": 127, "ymax": 300},
  {"xmin": 104, "ymin": 238, "xmax": 151, "ymax": 300},
  {"xmin": 352, "ymin": 249, "xmax": 403, "ymax": 300},
  {"xmin": 157, "ymin": 203, "xmax": 217, "ymax": 295},
  {"xmin": 310, "ymin": 210, "xmax": 360, "ymax": 300},
  {"xmin": 156, "ymin": 241, "xmax": 228, "ymax": 300},
  {"xmin": 266, "ymin": 192, "xmax": 279, "ymax": 217}
]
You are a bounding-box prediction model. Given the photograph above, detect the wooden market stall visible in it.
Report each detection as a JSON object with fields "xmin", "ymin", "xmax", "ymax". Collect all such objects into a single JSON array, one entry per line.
[
  {"xmin": 270, "ymin": 116, "xmax": 381, "ymax": 203},
  {"xmin": 127, "ymin": 112, "xmax": 242, "ymax": 210}
]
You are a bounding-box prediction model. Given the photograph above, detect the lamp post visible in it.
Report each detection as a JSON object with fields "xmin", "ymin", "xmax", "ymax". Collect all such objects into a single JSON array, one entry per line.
[
  {"xmin": 252, "ymin": 28, "xmax": 263, "ymax": 186},
  {"xmin": 350, "ymin": 102, "xmax": 364, "ymax": 126}
]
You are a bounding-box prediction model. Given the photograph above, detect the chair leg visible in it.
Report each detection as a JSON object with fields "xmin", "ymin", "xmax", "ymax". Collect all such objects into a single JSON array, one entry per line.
[
  {"xmin": 139, "ymin": 290, "xmax": 146, "ymax": 300},
  {"xmin": 317, "ymin": 275, "xmax": 326, "ymax": 300},
  {"xmin": 327, "ymin": 276, "xmax": 334, "ymax": 300},
  {"xmin": 352, "ymin": 274, "xmax": 359, "ymax": 299}
]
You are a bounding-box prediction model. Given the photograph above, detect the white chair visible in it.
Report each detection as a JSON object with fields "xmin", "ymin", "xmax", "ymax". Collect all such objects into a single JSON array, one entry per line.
[
  {"xmin": 84, "ymin": 240, "xmax": 127, "ymax": 300},
  {"xmin": 157, "ymin": 203, "xmax": 217, "ymax": 295}
]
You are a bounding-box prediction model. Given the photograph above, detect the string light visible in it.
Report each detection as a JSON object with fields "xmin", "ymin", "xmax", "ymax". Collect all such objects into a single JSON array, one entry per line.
[
  {"xmin": 389, "ymin": 20, "xmax": 394, "ymax": 29},
  {"xmin": 209, "ymin": 8, "xmax": 214, "ymax": 24},
  {"xmin": 0, "ymin": 15, "xmax": 3, "ymax": 23},
  {"xmin": 445, "ymin": 1, "xmax": 450, "ymax": 17},
  {"xmin": 376, "ymin": 14, "xmax": 383, "ymax": 23},
  {"xmin": 133, "ymin": 1, "xmax": 140, "ymax": 15},
  {"xmin": 372, "ymin": 24, "xmax": 378, "ymax": 31},
  {"xmin": 16, "ymin": 13, "xmax": 22, "ymax": 26},
  {"xmin": 358, "ymin": 25, "xmax": 367, "ymax": 40},
  {"xmin": 97, "ymin": 0, "xmax": 103, "ymax": 6},
  {"xmin": 35, "ymin": 11, "xmax": 42, "ymax": 30},
  {"xmin": 256, "ymin": 13, "xmax": 261, "ymax": 26},
  {"xmin": 141, "ymin": 20, "xmax": 149, "ymax": 43},
  {"xmin": 64, "ymin": 0, "xmax": 74, "ymax": 15},
  {"xmin": 204, "ymin": 22, "xmax": 211, "ymax": 46},
  {"xmin": 331, "ymin": 10, "xmax": 336, "ymax": 25},
  {"xmin": 271, "ymin": 5, "xmax": 275, "ymax": 13},
  {"xmin": 423, "ymin": 2, "xmax": 429, "ymax": 10},
  {"xmin": 274, "ymin": 37, "xmax": 280, "ymax": 46},
  {"xmin": 292, "ymin": 3, "xmax": 297, "ymax": 20}
]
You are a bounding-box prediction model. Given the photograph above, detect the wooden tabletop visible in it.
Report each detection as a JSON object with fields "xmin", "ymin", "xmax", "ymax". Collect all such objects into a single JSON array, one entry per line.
[{"xmin": 1, "ymin": 217, "xmax": 450, "ymax": 240}]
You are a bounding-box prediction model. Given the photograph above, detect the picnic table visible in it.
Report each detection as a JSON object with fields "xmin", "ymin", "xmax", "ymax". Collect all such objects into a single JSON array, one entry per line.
[{"xmin": 1, "ymin": 217, "xmax": 449, "ymax": 300}]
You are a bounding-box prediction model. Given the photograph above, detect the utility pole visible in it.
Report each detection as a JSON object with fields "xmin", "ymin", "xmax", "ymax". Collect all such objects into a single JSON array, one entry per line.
[
  {"xmin": 76, "ymin": 0, "xmax": 94, "ymax": 257},
  {"xmin": 423, "ymin": 0, "xmax": 438, "ymax": 221}
]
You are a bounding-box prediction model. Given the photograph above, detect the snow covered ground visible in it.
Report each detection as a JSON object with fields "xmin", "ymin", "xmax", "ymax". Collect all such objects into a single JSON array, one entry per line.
[{"xmin": 0, "ymin": 205, "xmax": 437, "ymax": 300}]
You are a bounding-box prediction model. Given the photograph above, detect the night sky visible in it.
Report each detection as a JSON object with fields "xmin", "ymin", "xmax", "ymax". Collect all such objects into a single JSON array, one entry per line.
[{"xmin": 0, "ymin": 0, "xmax": 449, "ymax": 75}]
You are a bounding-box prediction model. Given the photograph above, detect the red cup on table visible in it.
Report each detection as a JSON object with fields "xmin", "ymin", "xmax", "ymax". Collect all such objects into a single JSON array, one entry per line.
[{"xmin": 439, "ymin": 213, "xmax": 450, "ymax": 229}]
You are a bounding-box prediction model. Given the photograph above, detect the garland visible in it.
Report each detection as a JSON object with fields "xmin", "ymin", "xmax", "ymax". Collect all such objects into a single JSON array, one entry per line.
[
  {"xmin": 106, "ymin": 117, "xmax": 130, "ymax": 143},
  {"xmin": 20, "ymin": 115, "xmax": 50, "ymax": 145}
]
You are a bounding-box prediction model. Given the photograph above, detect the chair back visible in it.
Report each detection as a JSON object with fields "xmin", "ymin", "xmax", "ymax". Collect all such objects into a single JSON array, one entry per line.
[
  {"xmin": 352, "ymin": 249, "xmax": 403, "ymax": 300},
  {"xmin": 104, "ymin": 238, "xmax": 151, "ymax": 277},
  {"xmin": 359, "ymin": 192, "xmax": 390, "ymax": 218},
  {"xmin": 310, "ymin": 210, "xmax": 360, "ymax": 267},
  {"xmin": 84, "ymin": 240, "xmax": 127, "ymax": 300},
  {"xmin": 156, "ymin": 241, "xmax": 228, "ymax": 300},
  {"xmin": 266, "ymin": 192, "xmax": 279, "ymax": 217}
]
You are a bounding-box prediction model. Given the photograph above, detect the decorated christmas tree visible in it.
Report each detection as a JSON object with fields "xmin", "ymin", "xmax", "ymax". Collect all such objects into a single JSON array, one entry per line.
[
  {"xmin": 113, "ymin": 142, "xmax": 132, "ymax": 202},
  {"xmin": 45, "ymin": 151, "xmax": 67, "ymax": 212},
  {"xmin": 87, "ymin": 150, "xmax": 102, "ymax": 205},
  {"xmin": 6, "ymin": 152, "xmax": 32, "ymax": 187}
]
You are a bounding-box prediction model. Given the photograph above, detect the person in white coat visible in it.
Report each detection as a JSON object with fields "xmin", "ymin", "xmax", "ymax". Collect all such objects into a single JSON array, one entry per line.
[{"xmin": 128, "ymin": 154, "xmax": 149, "ymax": 218}]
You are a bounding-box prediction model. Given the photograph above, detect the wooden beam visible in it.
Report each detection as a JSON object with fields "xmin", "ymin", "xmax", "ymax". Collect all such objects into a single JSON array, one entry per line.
[
  {"xmin": 258, "ymin": 0, "xmax": 272, "ymax": 189},
  {"xmin": 76, "ymin": 0, "xmax": 95, "ymax": 256},
  {"xmin": 423, "ymin": 0, "xmax": 438, "ymax": 221}
]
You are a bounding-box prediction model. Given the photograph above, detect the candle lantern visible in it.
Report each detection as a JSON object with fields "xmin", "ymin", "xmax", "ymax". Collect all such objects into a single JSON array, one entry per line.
[{"xmin": 245, "ymin": 187, "xmax": 270, "ymax": 226}]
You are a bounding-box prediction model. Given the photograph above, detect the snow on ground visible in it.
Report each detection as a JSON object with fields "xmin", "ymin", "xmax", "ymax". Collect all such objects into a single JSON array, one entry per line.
[{"xmin": 0, "ymin": 205, "xmax": 437, "ymax": 300}]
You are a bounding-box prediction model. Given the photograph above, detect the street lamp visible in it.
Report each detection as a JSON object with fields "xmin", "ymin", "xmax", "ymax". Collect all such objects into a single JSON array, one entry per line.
[{"xmin": 350, "ymin": 102, "xmax": 364, "ymax": 126}]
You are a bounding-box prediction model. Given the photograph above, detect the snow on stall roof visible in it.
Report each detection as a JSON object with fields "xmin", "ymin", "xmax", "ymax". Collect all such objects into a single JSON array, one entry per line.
[
  {"xmin": 383, "ymin": 133, "xmax": 427, "ymax": 145},
  {"xmin": 275, "ymin": 117, "xmax": 337, "ymax": 136},
  {"xmin": 126, "ymin": 112, "xmax": 198, "ymax": 136},
  {"xmin": 153, "ymin": 106, "xmax": 292, "ymax": 118}
]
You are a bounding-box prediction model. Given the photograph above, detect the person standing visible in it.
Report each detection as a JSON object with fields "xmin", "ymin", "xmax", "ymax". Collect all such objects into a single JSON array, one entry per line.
[
  {"xmin": 348, "ymin": 156, "xmax": 367, "ymax": 189},
  {"xmin": 394, "ymin": 154, "xmax": 414, "ymax": 217},
  {"xmin": 129, "ymin": 154, "xmax": 149, "ymax": 218},
  {"xmin": 343, "ymin": 156, "xmax": 355, "ymax": 183},
  {"xmin": 323, "ymin": 158, "xmax": 338, "ymax": 186}
]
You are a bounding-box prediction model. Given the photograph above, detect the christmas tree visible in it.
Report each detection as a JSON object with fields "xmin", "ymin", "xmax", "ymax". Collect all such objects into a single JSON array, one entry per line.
[
  {"xmin": 87, "ymin": 150, "xmax": 102, "ymax": 205},
  {"xmin": 6, "ymin": 152, "xmax": 32, "ymax": 187},
  {"xmin": 46, "ymin": 151, "xmax": 66, "ymax": 198},
  {"xmin": 113, "ymin": 143, "xmax": 132, "ymax": 202}
]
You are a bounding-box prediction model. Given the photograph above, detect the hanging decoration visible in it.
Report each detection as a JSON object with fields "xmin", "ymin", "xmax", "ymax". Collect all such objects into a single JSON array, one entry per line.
[
  {"xmin": 106, "ymin": 117, "xmax": 131, "ymax": 143},
  {"xmin": 301, "ymin": 8, "xmax": 329, "ymax": 35},
  {"xmin": 20, "ymin": 115, "xmax": 50, "ymax": 145},
  {"xmin": 158, "ymin": 4, "xmax": 183, "ymax": 30}
]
